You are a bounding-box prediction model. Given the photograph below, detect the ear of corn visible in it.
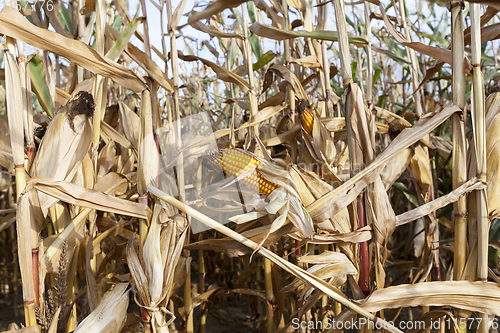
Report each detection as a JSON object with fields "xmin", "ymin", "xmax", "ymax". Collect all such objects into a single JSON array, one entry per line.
[
  {"xmin": 299, "ymin": 100, "xmax": 315, "ymax": 135},
  {"xmin": 207, "ymin": 148, "xmax": 279, "ymax": 196},
  {"xmin": 301, "ymin": 108, "xmax": 314, "ymax": 135}
]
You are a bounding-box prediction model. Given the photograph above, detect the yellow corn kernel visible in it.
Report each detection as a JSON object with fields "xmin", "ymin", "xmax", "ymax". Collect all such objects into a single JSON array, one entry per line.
[
  {"xmin": 207, "ymin": 148, "xmax": 279, "ymax": 195},
  {"xmin": 301, "ymin": 107, "xmax": 314, "ymax": 135}
]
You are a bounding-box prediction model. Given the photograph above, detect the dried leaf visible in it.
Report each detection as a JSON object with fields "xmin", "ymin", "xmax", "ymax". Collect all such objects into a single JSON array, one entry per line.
[
  {"xmin": 307, "ymin": 105, "xmax": 460, "ymax": 221},
  {"xmin": 0, "ymin": 9, "xmax": 146, "ymax": 92},
  {"xmin": 25, "ymin": 177, "xmax": 152, "ymax": 220},
  {"xmin": 178, "ymin": 52, "xmax": 249, "ymax": 92},
  {"xmin": 187, "ymin": 0, "xmax": 247, "ymax": 26},
  {"xmin": 73, "ymin": 283, "xmax": 129, "ymax": 333},
  {"xmin": 250, "ymin": 22, "xmax": 368, "ymax": 46},
  {"xmin": 361, "ymin": 281, "xmax": 500, "ymax": 316},
  {"xmin": 487, "ymin": 111, "xmax": 500, "ymax": 215}
]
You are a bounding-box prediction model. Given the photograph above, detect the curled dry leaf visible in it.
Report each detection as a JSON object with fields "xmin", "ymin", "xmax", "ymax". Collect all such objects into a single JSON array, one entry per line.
[
  {"xmin": 409, "ymin": 145, "xmax": 433, "ymax": 199},
  {"xmin": 178, "ymin": 52, "xmax": 249, "ymax": 92},
  {"xmin": 186, "ymin": 0, "xmax": 247, "ymax": 26}
]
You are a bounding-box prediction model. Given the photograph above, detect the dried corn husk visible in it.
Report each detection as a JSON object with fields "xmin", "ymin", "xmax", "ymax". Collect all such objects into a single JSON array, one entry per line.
[
  {"xmin": 137, "ymin": 90, "xmax": 159, "ymax": 194},
  {"xmin": 73, "ymin": 283, "xmax": 129, "ymax": 333},
  {"xmin": 31, "ymin": 94, "xmax": 93, "ymax": 212},
  {"xmin": 410, "ymin": 144, "xmax": 433, "ymax": 202},
  {"xmin": 127, "ymin": 203, "xmax": 188, "ymax": 332},
  {"xmin": 487, "ymin": 106, "xmax": 500, "ymax": 215}
]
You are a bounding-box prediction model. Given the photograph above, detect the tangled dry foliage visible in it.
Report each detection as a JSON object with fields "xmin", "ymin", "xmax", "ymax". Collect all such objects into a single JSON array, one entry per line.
[{"xmin": 2, "ymin": 0, "xmax": 500, "ymax": 332}]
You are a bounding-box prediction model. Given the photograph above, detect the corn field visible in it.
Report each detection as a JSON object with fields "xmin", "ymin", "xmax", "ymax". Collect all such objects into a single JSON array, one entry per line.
[{"xmin": 2, "ymin": 0, "xmax": 500, "ymax": 332}]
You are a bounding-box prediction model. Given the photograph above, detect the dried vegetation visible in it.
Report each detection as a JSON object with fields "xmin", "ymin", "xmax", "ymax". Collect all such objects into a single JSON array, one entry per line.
[{"xmin": 1, "ymin": 0, "xmax": 500, "ymax": 332}]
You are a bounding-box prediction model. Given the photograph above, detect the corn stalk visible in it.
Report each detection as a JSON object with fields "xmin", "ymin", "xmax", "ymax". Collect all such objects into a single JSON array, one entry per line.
[{"xmin": 470, "ymin": 3, "xmax": 489, "ymax": 333}]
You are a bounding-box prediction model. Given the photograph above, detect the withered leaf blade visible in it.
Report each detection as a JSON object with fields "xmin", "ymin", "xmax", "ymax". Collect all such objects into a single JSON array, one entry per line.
[
  {"xmin": 178, "ymin": 52, "xmax": 249, "ymax": 92},
  {"xmin": 187, "ymin": 0, "xmax": 247, "ymax": 26},
  {"xmin": 361, "ymin": 281, "xmax": 500, "ymax": 316},
  {"xmin": 26, "ymin": 177, "xmax": 152, "ymax": 220},
  {"xmin": 0, "ymin": 8, "xmax": 146, "ymax": 92}
]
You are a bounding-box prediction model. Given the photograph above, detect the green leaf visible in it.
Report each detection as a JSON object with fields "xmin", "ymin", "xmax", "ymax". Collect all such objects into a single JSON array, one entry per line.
[
  {"xmin": 29, "ymin": 54, "xmax": 54, "ymax": 117},
  {"xmin": 228, "ymin": 42, "xmax": 237, "ymax": 69},
  {"xmin": 247, "ymin": 1, "xmax": 257, "ymax": 23},
  {"xmin": 249, "ymin": 34, "xmax": 263, "ymax": 59},
  {"xmin": 111, "ymin": 14, "xmax": 123, "ymax": 31},
  {"xmin": 253, "ymin": 51, "xmax": 275, "ymax": 71},
  {"xmin": 373, "ymin": 65, "xmax": 382, "ymax": 86},
  {"xmin": 58, "ymin": 2, "xmax": 73, "ymax": 35},
  {"xmin": 351, "ymin": 59, "xmax": 357, "ymax": 82},
  {"xmin": 106, "ymin": 17, "xmax": 144, "ymax": 62}
]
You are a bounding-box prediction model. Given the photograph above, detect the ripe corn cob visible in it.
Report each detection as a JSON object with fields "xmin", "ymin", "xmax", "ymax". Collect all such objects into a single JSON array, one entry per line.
[
  {"xmin": 301, "ymin": 107, "xmax": 314, "ymax": 135},
  {"xmin": 207, "ymin": 148, "xmax": 279, "ymax": 196}
]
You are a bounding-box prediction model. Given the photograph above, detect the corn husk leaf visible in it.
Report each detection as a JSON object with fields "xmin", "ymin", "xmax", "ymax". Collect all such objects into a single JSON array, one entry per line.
[
  {"xmin": 409, "ymin": 144, "xmax": 433, "ymax": 198},
  {"xmin": 4, "ymin": 51, "xmax": 25, "ymax": 166},
  {"xmin": 15, "ymin": 192, "xmax": 35, "ymax": 309},
  {"xmin": 73, "ymin": 283, "xmax": 129, "ymax": 333},
  {"xmin": 379, "ymin": 148, "xmax": 412, "ymax": 190},
  {"xmin": 31, "ymin": 112, "xmax": 92, "ymax": 211},
  {"xmin": 137, "ymin": 90, "xmax": 159, "ymax": 193},
  {"xmin": 487, "ymin": 111, "xmax": 500, "ymax": 215},
  {"xmin": 118, "ymin": 101, "xmax": 140, "ymax": 149},
  {"xmin": 127, "ymin": 203, "xmax": 188, "ymax": 332},
  {"xmin": 486, "ymin": 90, "xmax": 500, "ymax": 127}
]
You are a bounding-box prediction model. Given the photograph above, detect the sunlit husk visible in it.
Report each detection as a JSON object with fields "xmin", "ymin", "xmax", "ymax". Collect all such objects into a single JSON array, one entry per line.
[
  {"xmin": 31, "ymin": 112, "xmax": 92, "ymax": 212},
  {"xmin": 73, "ymin": 283, "xmax": 129, "ymax": 333}
]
